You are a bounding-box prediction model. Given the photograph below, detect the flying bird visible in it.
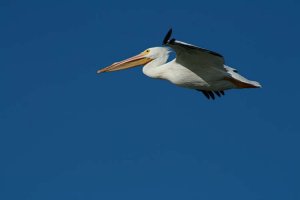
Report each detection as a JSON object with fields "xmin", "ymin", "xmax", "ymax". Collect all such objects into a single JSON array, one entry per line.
[{"xmin": 97, "ymin": 29, "xmax": 261, "ymax": 100}]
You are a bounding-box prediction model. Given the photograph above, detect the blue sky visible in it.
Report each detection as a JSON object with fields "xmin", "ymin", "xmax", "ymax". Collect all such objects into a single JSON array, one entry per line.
[{"xmin": 0, "ymin": 0, "xmax": 299, "ymax": 199}]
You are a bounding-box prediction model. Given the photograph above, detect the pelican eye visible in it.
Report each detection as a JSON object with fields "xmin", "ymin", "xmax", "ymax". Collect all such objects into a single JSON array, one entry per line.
[{"xmin": 145, "ymin": 50, "xmax": 150, "ymax": 53}]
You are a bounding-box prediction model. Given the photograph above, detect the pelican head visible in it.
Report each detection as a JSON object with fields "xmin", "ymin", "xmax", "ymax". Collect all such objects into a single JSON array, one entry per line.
[{"xmin": 97, "ymin": 47, "xmax": 170, "ymax": 74}]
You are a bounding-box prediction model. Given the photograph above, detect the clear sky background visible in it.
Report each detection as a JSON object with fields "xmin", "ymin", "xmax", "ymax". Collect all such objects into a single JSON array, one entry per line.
[{"xmin": 1, "ymin": 0, "xmax": 299, "ymax": 199}]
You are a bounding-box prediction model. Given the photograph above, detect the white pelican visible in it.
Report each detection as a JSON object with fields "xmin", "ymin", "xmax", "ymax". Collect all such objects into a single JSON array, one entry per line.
[{"xmin": 97, "ymin": 29, "xmax": 261, "ymax": 99}]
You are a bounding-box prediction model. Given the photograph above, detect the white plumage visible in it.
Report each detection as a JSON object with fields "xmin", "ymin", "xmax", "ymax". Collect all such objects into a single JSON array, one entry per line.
[{"xmin": 97, "ymin": 29, "xmax": 261, "ymax": 100}]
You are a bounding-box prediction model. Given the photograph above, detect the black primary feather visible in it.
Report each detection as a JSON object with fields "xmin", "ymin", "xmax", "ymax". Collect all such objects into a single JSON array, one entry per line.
[
  {"xmin": 196, "ymin": 89, "xmax": 227, "ymax": 100},
  {"xmin": 202, "ymin": 91, "xmax": 210, "ymax": 99},
  {"xmin": 214, "ymin": 91, "xmax": 221, "ymax": 97},
  {"xmin": 208, "ymin": 91, "xmax": 215, "ymax": 100},
  {"xmin": 163, "ymin": 28, "xmax": 173, "ymax": 45}
]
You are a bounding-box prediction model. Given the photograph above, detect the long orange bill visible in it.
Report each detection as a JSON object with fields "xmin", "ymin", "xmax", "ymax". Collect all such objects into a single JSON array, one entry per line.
[{"xmin": 97, "ymin": 53, "xmax": 152, "ymax": 74}]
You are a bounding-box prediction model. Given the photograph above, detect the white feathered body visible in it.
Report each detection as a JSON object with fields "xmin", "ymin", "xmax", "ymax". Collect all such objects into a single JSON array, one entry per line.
[
  {"xmin": 142, "ymin": 47, "xmax": 260, "ymax": 91},
  {"xmin": 97, "ymin": 29, "xmax": 261, "ymax": 99}
]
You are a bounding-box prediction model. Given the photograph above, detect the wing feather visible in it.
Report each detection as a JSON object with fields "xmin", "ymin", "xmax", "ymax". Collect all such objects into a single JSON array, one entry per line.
[
  {"xmin": 162, "ymin": 29, "xmax": 227, "ymax": 76},
  {"xmin": 162, "ymin": 29, "xmax": 229, "ymax": 84},
  {"xmin": 162, "ymin": 29, "xmax": 225, "ymax": 70},
  {"xmin": 166, "ymin": 39, "xmax": 225, "ymax": 70}
]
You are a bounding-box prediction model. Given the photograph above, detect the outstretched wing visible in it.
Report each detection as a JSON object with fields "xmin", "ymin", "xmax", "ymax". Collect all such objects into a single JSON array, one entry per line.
[
  {"xmin": 161, "ymin": 29, "xmax": 261, "ymax": 100},
  {"xmin": 163, "ymin": 28, "xmax": 226, "ymax": 72},
  {"xmin": 163, "ymin": 29, "xmax": 229, "ymax": 100}
]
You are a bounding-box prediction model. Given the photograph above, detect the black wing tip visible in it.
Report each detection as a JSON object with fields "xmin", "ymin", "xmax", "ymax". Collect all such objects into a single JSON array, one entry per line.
[
  {"xmin": 214, "ymin": 91, "xmax": 221, "ymax": 97},
  {"xmin": 200, "ymin": 90, "xmax": 210, "ymax": 99},
  {"xmin": 208, "ymin": 91, "xmax": 215, "ymax": 100},
  {"xmin": 162, "ymin": 28, "xmax": 223, "ymax": 59},
  {"xmin": 162, "ymin": 28, "xmax": 173, "ymax": 45},
  {"xmin": 196, "ymin": 90, "xmax": 225, "ymax": 100}
]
